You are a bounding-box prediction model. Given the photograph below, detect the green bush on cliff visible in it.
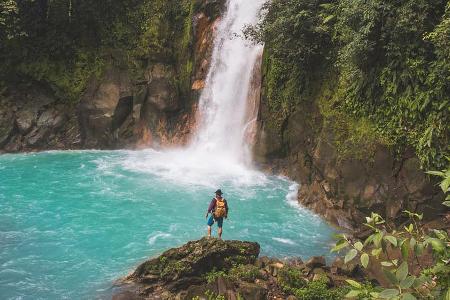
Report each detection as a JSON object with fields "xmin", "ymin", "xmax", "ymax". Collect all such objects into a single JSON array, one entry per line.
[
  {"xmin": 289, "ymin": 278, "xmax": 349, "ymax": 300},
  {"xmin": 0, "ymin": 0, "xmax": 194, "ymax": 102},
  {"xmin": 250, "ymin": 0, "xmax": 450, "ymax": 169},
  {"xmin": 332, "ymin": 168, "xmax": 450, "ymax": 299}
]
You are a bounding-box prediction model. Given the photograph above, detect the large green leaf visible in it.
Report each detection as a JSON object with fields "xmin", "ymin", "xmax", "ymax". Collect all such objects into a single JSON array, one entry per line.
[
  {"xmin": 425, "ymin": 238, "xmax": 445, "ymax": 253},
  {"xmin": 345, "ymin": 279, "xmax": 362, "ymax": 288},
  {"xmin": 399, "ymin": 276, "xmax": 415, "ymax": 289},
  {"xmin": 374, "ymin": 232, "xmax": 383, "ymax": 248},
  {"xmin": 345, "ymin": 290, "xmax": 361, "ymax": 298},
  {"xmin": 345, "ymin": 249, "xmax": 358, "ymax": 264},
  {"xmin": 409, "ymin": 237, "xmax": 416, "ymax": 249},
  {"xmin": 414, "ymin": 243, "xmax": 424, "ymax": 256},
  {"xmin": 396, "ymin": 262, "xmax": 408, "ymax": 282},
  {"xmin": 354, "ymin": 241, "xmax": 363, "ymax": 251},
  {"xmin": 440, "ymin": 176, "xmax": 450, "ymax": 193},
  {"xmin": 401, "ymin": 241, "xmax": 409, "ymax": 260},
  {"xmin": 372, "ymin": 248, "xmax": 382, "ymax": 257},
  {"xmin": 379, "ymin": 289, "xmax": 399, "ymax": 298},
  {"xmin": 385, "ymin": 235, "xmax": 398, "ymax": 247},
  {"xmin": 332, "ymin": 239, "xmax": 349, "ymax": 252},
  {"xmin": 364, "ymin": 234, "xmax": 376, "ymax": 246},
  {"xmin": 401, "ymin": 293, "xmax": 417, "ymax": 300},
  {"xmin": 383, "ymin": 268, "xmax": 399, "ymax": 285},
  {"xmin": 361, "ymin": 253, "xmax": 369, "ymax": 268},
  {"xmin": 426, "ymin": 170, "xmax": 444, "ymax": 177},
  {"xmin": 322, "ymin": 14, "xmax": 335, "ymax": 24}
]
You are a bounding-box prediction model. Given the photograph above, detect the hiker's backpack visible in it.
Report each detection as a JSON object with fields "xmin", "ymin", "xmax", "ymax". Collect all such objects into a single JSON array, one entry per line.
[{"xmin": 214, "ymin": 198, "xmax": 226, "ymax": 218}]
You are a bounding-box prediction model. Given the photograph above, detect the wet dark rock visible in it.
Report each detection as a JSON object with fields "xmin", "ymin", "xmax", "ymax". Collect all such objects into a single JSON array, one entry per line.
[
  {"xmin": 114, "ymin": 238, "xmax": 366, "ymax": 300},
  {"xmin": 305, "ymin": 256, "xmax": 326, "ymax": 269},
  {"xmin": 0, "ymin": 110, "xmax": 15, "ymax": 146},
  {"xmin": 236, "ymin": 282, "xmax": 266, "ymax": 300},
  {"xmin": 16, "ymin": 109, "xmax": 35, "ymax": 133}
]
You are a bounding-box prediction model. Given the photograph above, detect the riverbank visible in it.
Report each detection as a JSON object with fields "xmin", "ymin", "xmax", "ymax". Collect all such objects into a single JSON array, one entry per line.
[{"xmin": 113, "ymin": 238, "xmax": 358, "ymax": 300}]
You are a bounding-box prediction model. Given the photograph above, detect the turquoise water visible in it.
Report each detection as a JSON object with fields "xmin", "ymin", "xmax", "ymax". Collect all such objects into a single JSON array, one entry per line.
[{"xmin": 0, "ymin": 150, "xmax": 335, "ymax": 299}]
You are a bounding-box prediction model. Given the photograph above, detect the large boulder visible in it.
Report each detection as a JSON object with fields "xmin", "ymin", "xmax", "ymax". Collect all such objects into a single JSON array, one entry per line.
[
  {"xmin": 129, "ymin": 238, "xmax": 259, "ymax": 291},
  {"xmin": 0, "ymin": 83, "xmax": 80, "ymax": 152}
]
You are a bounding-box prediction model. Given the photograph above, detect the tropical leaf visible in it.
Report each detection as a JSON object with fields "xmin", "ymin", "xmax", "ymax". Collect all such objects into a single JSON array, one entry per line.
[
  {"xmin": 361, "ymin": 253, "xmax": 369, "ymax": 268},
  {"xmin": 385, "ymin": 235, "xmax": 397, "ymax": 247},
  {"xmin": 399, "ymin": 276, "xmax": 415, "ymax": 289},
  {"xmin": 425, "ymin": 170, "xmax": 444, "ymax": 177},
  {"xmin": 440, "ymin": 176, "xmax": 450, "ymax": 193},
  {"xmin": 322, "ymin": 14, "xmax": 335, "ymax": 24},
  {"xmin": 332, "ymin": 239, "xmax": 349, "ymax": 252},
  {"xmin": 414, "ymin": 243, "xmax": 424, "ymax": 256},
  {"xmin": 396, "ymin": 262, "xmax": 408, "ymax": 282},
  {"xmin": 409, "ymin": 237, "xmax": 416, "ymax": 249},
  {"xmin": 379, "ymin": 288, "xmax": 399, "ymax": 298},
  {"xmin": 401, "ymin": 293, "xmax": 417, "ymax": 300},
  {"xmin": 383, "ymin": 268, "xmax": 398, "ymax": 285},
  {"xmin": 372, "ymin": 248, "xmax": 382, "ymax": 257},
  {"xmin": 345, "ymin": 290, "xmax": 361, "ymax": 298},
  {"xmin": 354, "ymin": 241, "xmax": 363, "ymax": 251},
  {"xmin": 346, "ymin": 279, "xmax": 362, "ymax": 288},
  {"xmin": 425, "ymin": 238, "xmax": 445, "ymax": 253},
  {"xmin": 401, "ymin": 241, "xmax": 409, "ymax": 260},
  {"xmin": 345, "ymin": 249, "xmax": 358, "ymax": 264}
]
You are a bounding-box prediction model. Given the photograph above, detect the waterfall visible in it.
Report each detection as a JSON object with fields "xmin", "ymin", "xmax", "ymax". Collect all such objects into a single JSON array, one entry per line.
[
  {"xmin": 190, "ymin": 0, "xmax": 265, "ymax": 165},
  {"xmin": 123, "ymin": 0, "xmax": 267, "ymax": 188}
]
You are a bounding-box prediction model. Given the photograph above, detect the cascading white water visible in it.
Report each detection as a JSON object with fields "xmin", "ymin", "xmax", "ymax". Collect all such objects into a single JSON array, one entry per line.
[
  {"xmin": 190, "ymin": 0, "xmax": 265, "ymax": 165},
  {"xmin": 122, "ymin": 0, "xmax": 267, "ymax": 188}
]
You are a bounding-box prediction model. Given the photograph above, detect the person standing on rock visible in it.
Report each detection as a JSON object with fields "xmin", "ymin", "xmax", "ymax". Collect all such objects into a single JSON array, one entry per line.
[{"xmin": 205, "ymin": 189, "xmax": 229, "ymax": 239}]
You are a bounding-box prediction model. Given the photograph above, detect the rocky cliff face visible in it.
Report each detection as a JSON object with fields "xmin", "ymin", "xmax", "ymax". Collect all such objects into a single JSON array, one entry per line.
[
  {"xmin": 254, "ymin": 55, "xmax": 444, "ymax": 230},
  {"xmin": 0, "ymin": 0, "xmax": 224, "ymax": 153}
]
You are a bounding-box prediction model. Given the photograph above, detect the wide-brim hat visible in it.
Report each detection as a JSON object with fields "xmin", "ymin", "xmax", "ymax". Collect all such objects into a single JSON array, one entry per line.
[{"xmin": 215, "ymin": 189, "xmax": 223, "ymax": 195}]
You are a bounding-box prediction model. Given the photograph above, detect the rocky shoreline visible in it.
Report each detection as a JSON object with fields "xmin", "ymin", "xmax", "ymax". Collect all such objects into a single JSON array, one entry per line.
[{"xmin": 113, "ymin": 238, "xmax": 362, "ymax": 300}]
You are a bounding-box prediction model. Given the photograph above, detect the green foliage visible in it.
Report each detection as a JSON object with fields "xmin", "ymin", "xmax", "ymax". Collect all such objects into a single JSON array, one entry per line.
[
  {"xmin": 427, "ymin": 159, "xmax": 450, "ymax": 206},
  {"xmin": 251, "ymin": 0, "xmax": 450, "ymax": 169},
  {"xmin": 228, "ymin": 264, "xmax": 261, "ymax": 282},
  {"xmin": 0, "ymin": 0, "xmax": 194, "ymax": 102},
  {"xmin": 246, "ymin": 0, "xmax": 332, "ymax": 130},
  {"xmin": 277, "ymin": 266, "xmax": 348, "ymax": 300},
  {"xmin": 192, "ymin": 290, "xmax": 226, "ymax": 300},
  {"xmin": 205, "ymin": 268, "xmax": 227, "ymax": 284},
  {"xmin": 332, "ymin": 206, "xmax": 450, "ymax": 299},
  {"xmin": 291, "ymin": 278, "xmax": 349, "ymax": 300},
  {"xmin": 205, "ymin": 264, "xmax": 261, "ymax": 284},
  {"xmin": 277, "ymin": 266, "xmax": 307, "ymax": 292}
]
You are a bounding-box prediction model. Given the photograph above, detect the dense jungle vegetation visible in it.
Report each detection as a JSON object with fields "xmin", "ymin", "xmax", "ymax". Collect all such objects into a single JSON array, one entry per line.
[
  {"xmin": 0, "ymin": 0, "xmax": 194, "ymax": 102},
  {"xmin": 249, "ymin": 0, "xmax": 449, "ymax": 169}
]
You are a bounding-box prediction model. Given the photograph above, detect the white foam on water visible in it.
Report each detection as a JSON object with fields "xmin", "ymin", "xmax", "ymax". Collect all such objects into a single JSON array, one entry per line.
[
  {"xmin": 121, "ymin": 149, "xmax": 269, "ymax": 189},
  {"xmin": 285, "ymin": 183, "xmax": 300, "ymax": 208},
  {"xmin": 272, "ymin": 237, "xmax": 297, "ymax": 245},
  {"xmin": 147, "ymin": 232, "xmax": 172, "ymax": 246}
]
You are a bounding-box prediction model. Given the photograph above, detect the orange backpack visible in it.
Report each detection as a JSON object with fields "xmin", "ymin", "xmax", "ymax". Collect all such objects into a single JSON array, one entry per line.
[{"xmin": 214, "ymin": 198, "xmax": 226, "ymax": 218}]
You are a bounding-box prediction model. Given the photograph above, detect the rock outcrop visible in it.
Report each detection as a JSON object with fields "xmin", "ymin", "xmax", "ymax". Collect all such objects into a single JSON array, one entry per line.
[
  {"xmin": 0, "ymin": 0, "xmax": 225, "ymax": 153},
  {"xmin": 0, "ymin": 83, "xmax": 80, "ymax": 152},
  {"xmin": 254, "ymin": 63, "xmax": 445, "ymax": 230},
  {"xmin": 113, "ymin": 238, "xmax": 356, "ymax": 300},
  {"xmin": 117, "ymin": 238, "xmax": 260, "ymax": 299}
]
